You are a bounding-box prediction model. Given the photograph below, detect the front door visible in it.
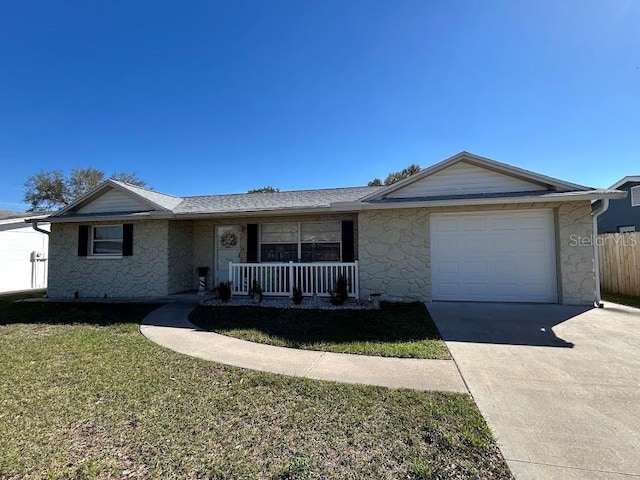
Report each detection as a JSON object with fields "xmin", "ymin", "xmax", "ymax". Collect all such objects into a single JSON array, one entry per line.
[{"xmin": 215, "ymin": 225, "xmax": 241, "ymax": 284}]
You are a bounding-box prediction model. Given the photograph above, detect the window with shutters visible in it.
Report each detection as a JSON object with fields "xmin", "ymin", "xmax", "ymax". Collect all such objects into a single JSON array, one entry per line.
[
  {"xmin": 259, "ymin": 222, "xmax": 342, "ymax": 262},
  {"xmin": 91, "ymin": 225, "xmax": 123, "ymax": 256},
  {"xmin": 631, "ymin": 185, "xmax": 640, "ymax": 207}
]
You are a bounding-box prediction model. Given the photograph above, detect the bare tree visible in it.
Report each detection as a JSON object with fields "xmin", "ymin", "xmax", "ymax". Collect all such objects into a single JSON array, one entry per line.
[{"xmin": 23, "ymin": 168, "xmax": 147, "ymax": 211}]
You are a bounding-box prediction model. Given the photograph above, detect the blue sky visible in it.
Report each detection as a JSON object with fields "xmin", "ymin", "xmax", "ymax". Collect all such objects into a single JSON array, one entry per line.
[{"xmin": 1, "ymin": 0, "xmax": 638, "ymax": 210}]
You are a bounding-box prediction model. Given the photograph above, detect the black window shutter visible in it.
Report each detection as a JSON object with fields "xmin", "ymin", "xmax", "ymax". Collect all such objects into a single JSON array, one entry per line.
[
  {"xmin": 341, "ymin": 220, "xmax": 355, "ymax": 262},
  {"xmin": 247, "ymin": 224, "xmax": 258, "ymax": 262},
  {"xmin": 78, "ymin": 225, "xmax": 89, "ymax": 257},
  {"xmin": 122, "ymin": 224, "xmax": 133, "ymax": 256}
]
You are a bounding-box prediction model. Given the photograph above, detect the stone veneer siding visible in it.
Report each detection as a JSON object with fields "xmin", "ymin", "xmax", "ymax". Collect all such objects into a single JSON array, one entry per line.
[
  {"xmin": 48, "ymin": 220, "xmax": 170, "ymax": 298},
  {"xmin": 358, "ymin": 208, "xmax": 430, "ymax": 302},
  {"xmin": 556, "ymin": 202, "xmax": 596, "ymax": 305},
  {"xmin": 167, "ymin": 220, "xmax": 194, "ymax": 294},
  {"xmin": 358, "ymin": 201, "xmax": 597, "ymax": 305}
]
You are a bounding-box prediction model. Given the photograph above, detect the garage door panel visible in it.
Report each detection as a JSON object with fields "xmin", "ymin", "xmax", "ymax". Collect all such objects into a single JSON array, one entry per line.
[
  {"xmin": 462, "ymin": 218, "xmax": 486, "ymax": 231},
  {"xmin": 463, "ymin": 237, "xmax": 487, "ymax": 254},
  {"xmin": 490, "ymin": 217, "xmax": 517, "ymax": 230},
  {"xmin": 466, "ymin": 284, "xmax": 490, "ymax": 296},
  {"xmin": 464, "ymin": 261, "xmax": 488, "ymax": 274},
  {"xmin": 439, "ymin": 283, "xmax": 461, "ymax": 295},
  {"xmin": 434, "ymin": 238, "xmax": 461, "ymax": 255},
  {"xmin": 433, "ymin": 217, "xmax": 460, "ymax": 232},
  {"xmin": 490, "ymin": 235, "xmax": 518, "ymax": 253},
  {"xmin": 435, "ymin": 260, "xmax": 459, "ymax": 274},
  {"xmin": 492, "ymin": 284, "xmax": 519, "ymax": 297},
  {"xmin": 520, "ymin": 238, "xmax": 552, "ymax": 254},
  {"xmin": 431, "ymin": 210, "xmax": 557, "ymax": 303}
]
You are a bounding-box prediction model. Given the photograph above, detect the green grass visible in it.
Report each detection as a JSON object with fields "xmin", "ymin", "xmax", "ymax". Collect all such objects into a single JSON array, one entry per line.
[
  {"xmin": 0, "ymin": 295, "xmax": 511, "ymax": 479},
  {"xmin": 189, "ymin": 302, "xmax": 450, "ymax": 359},
  {"xmin": 603, "ymin": 292, "xmax": 640, "ymax": 309}
]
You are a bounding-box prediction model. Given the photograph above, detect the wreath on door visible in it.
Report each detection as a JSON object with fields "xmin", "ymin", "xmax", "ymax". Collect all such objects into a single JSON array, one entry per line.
[{"xmin": 220, "ymin": 231, "xmax": 238, "ymax": 248}]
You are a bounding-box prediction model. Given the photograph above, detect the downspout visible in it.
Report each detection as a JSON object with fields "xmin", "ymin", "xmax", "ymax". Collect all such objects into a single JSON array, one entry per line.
[
  {"xmin": 591, "ymin": 199, "xmax": 609, "ymax": 308},
  {"xmin": 30, "ymin": 220, "xmax": 50, "ymax": 236},
  {"xmin": 28, "ymin": 219, "xmax": 50, "ymax": 291}
]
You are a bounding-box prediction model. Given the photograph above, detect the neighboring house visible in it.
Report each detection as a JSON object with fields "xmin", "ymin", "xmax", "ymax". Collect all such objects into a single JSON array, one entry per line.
[
  {"xmin": 0, "ymin": 211, "xmax": 49, "ymax": 293},
  {"xmin": 597, "ymin": 176, "xmax": 640, "ymax": 233},
  {"xmin": 39, "ymin": 152, "xmax": 624, "ymax": 305}
]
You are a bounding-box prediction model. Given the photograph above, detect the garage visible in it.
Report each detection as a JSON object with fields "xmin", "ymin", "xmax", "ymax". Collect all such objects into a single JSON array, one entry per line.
[{"xmin": 430, "ymin": 209, "xmax": 558, "ymax": 303}]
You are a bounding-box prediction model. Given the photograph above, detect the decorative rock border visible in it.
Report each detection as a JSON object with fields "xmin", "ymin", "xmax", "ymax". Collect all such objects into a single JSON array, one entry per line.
[{"xmin": 202, "ymin": 296, "xmax": 375, "ymax": 310}]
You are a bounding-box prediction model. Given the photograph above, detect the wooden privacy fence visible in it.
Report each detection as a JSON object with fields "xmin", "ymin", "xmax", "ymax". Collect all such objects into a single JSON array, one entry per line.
[{"xmin": 598, "ymin": 233, "xmax": 640, "ymax": 296}]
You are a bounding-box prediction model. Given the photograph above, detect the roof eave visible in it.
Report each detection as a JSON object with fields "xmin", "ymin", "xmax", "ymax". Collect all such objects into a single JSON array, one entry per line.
[
  {"xmin": 46, "ymin": 212, "xmax": 170, "ymax": 224},
  {"xmin": 45, "ymin": 205, "xmax": 351, "ymax": 222},
  {"xmin": 172, "ymin": 206, "xmax": 342, "ymax": 219},
  {"xmin": 332, "ymin": 190, "xmax": 626, "ymax": 211},
  {"xmin": 609, "ymin": 176, "xmax": 640, "ymax": 190}
]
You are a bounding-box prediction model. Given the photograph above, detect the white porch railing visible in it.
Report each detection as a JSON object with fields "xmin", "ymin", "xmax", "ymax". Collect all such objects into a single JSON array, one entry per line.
[{"xmin": 229, "ymin": 261, "xmax": 359, "ymax": 298}]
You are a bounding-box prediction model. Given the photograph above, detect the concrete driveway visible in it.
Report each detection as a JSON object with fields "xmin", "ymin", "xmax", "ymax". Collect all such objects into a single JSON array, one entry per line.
[{"xmin": 429, "ymin": 302, "xmax": 640, "ymax": 480}]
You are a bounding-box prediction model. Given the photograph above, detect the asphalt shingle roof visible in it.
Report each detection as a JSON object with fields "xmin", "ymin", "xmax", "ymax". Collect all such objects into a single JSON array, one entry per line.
[
  {"xmin": 173, "ymin": 186, "xmax": 382, "ymax": 214},
  {"xmin": 111, "ymin": 180, "xmax": 184, "ymax": 211},
  {"xmin": 0, "ymin": 210, "xmax": 25, "ymax": 221}
]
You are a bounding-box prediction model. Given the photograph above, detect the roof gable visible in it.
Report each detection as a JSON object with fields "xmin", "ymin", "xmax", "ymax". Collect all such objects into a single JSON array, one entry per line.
[
  {"xmin": 362, "ymin": 151, "xmax": 591, "ymax": 201},
  {"xmin": 385, "ymin": 160, "xmax": 548, "ymax": 199},
  {"xmin": 609, "ymin": 176, "xmax": 640, "ymax": 190},
  {"xmin": 52, "ymin": 180, "xmax": 182, "ymax": 217},
  {"xmin": 76, "ymin": 187, "xmax": 154, "ymax": 214}
]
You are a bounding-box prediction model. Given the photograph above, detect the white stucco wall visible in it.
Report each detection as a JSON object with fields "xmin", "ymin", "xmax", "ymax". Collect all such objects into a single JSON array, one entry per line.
[{"xmin": 47, "ymin": 220, "xmax": 170, "ymax": 298}]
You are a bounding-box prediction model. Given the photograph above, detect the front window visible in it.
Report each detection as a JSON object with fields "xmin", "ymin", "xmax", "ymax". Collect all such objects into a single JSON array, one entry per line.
[
  {"xmin": 92, "ymin": 225, "xmax": 123, "ymax": 256},
  {"xmin": 260, "ymin": 222, "xmax": 341, "ymax": 262},
  {"xmin": 300, "ymin": 222, "xmax": 340, "ymax": 261},
  {"xmin": 260, "ymin": 223, "xmax": 298, "ymax": 262}
]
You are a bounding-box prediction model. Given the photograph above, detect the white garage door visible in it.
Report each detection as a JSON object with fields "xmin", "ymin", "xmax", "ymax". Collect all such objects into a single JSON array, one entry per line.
[{"xmin": 431, "ymin": 210, "xmax": 557, "ymax": 303}]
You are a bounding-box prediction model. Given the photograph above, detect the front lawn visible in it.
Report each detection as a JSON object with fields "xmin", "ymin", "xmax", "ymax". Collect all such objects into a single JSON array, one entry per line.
[
  {"xmin": 603, "ymin": 292, "xmax": 640, "ymax": 309},
  {"xmin": 0, "ymin": 296, "xmax": 510, "ymax": 479},
  {"xmin": 190, "ymin": 302, "xmax": 450, "ymax": 359}
]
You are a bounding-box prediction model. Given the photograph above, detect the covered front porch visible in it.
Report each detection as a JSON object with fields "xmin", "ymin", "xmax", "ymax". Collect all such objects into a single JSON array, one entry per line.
[{"xmin": 228, "ymin": 261, "xmax": 359, "ymax": 298}]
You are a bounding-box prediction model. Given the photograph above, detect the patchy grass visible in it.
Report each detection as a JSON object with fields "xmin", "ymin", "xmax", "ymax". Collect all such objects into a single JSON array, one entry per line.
[
  {"xmin": 0, "ymin": 300, "xmax": 511, "ymax": 479},
  {"xmin": 603, "ymin": 292, "xmax": 640, "ymax": 309},
  {"xmin": 190, "ymin": 302, "xmax": 450, "ymax": 359}
]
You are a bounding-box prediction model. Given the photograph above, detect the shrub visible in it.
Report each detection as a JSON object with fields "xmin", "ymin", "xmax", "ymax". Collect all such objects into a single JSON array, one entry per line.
[
  {"xmin": 330, "ymin": 275, "xmax": 349, "ymax": 306},
  {"xmin": 249, "ymin": 280, "xmax": 263, "ymax": 303},
  {"xmin": 292, "ymin": 286, "xmax": 304, "ymax": 305},
  {"xmin": 217, "ymin": 282, "xmax": 232, "ymax": 302}
]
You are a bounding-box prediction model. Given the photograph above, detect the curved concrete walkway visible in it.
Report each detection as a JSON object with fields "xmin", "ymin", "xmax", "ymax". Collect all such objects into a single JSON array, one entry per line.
[{"xmin": 140, "ymin": 301, "xmax": 467, "ymax": 392}]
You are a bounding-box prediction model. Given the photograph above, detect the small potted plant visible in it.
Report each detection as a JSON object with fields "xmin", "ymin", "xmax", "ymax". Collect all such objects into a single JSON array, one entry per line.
[
  {"xmin": 370, "ymin": 292, "xmax": 382, "ymax": 309},
  {"xmin": 249, "ymin": 280, "xmax": 263, "ymax": 304},
  {"xmin": 196, "ymin": 266, "xmax": 209, "ymax": 294}
]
